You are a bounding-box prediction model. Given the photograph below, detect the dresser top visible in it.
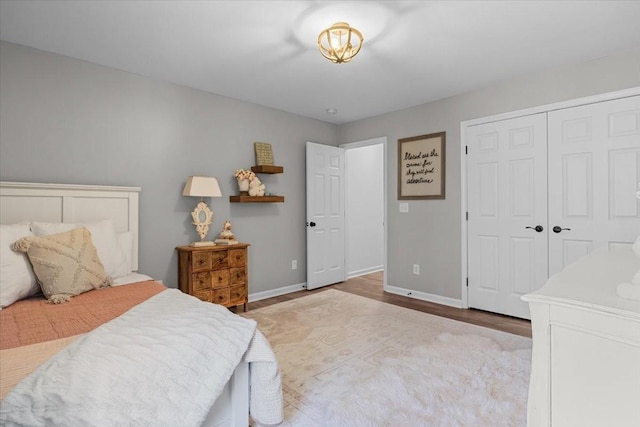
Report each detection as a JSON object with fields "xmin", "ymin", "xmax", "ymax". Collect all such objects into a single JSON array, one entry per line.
[
  {"xmin": 523, "ymin": 247, "xmax": 640, "ymax": 317},
  {"xmin": 176, "ymin": 243, "xmax": 250, "ymax": 252}
]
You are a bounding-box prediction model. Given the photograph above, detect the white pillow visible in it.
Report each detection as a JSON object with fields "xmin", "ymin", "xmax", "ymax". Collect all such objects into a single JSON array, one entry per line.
[
  {"xmin": 31, "ymin": 220, "xmax": 129, "ymax": 279},
  {"xmin": 116, "ymin": 231, "xmax": 134, "ymax": 275},
  {"xmin": 0, "ymin": 223, "xmax": 39, "ymax": 309}
]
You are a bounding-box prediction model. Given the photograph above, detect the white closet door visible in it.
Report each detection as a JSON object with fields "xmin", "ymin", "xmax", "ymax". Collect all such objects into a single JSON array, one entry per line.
[
  {"xmin": 548, "ymin": 95, "xmax": 640, "ymax": 276},
  {"xmin": 467, "ymin": 113, "xmax": 548, "ymax": 319}
]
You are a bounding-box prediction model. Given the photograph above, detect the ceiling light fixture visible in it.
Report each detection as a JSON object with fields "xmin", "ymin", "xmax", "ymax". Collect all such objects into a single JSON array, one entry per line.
[{"xmin": 317, "ymin": 22, "xmax": 363, "ymax": 64}]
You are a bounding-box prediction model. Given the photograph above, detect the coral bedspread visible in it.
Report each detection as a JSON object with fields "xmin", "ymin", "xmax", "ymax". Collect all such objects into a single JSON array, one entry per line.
[
  {"xmin": 0, "ymin": 281, "xmax": 165, "ymax": 398},
  {"xmin": 0, "ymin": 282, "xmax": 283, "ymax": 426}
]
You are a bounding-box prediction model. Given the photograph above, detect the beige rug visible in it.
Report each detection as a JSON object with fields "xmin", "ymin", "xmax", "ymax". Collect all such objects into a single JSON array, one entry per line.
[{"xmin": 244, "ymin": 289, "xmax": 532, "ymax": 427}]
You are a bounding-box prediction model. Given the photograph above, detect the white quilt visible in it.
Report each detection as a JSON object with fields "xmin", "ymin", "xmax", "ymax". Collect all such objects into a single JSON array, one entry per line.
[{"xmin": 0, "ymin": 289, "xmax": 283, "ymax": 426}]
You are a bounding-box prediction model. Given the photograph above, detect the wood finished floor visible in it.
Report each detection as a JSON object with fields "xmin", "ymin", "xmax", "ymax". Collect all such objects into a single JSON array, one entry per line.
[{"xmin": 242, "ymin": 271, "xmax": 532, "ymax": 338}]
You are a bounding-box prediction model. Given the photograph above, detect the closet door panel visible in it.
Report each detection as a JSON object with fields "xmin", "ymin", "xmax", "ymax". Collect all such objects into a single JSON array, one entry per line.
[
  {"xmin": 467, "ymin": 113, "xmax": 548, "ymax": 319},
  {"xmin": 548, "ymin": 95, "xmax": 640, "ymax": 276},
  {"xmin": 610, "ymin": 148, "xmax": 640, "ymax": 218}
]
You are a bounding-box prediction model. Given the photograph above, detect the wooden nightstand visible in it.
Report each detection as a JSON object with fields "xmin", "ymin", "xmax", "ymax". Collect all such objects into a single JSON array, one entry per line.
[{"xmin": 176, "ymin": 244, "xmax": 250, "ymax": 311}]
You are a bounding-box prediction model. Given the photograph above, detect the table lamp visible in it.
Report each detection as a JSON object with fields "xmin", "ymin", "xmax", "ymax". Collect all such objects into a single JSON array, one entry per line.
[{"xmin": 182, "ymin": 176, "xmax": 222, "ymax": 246}]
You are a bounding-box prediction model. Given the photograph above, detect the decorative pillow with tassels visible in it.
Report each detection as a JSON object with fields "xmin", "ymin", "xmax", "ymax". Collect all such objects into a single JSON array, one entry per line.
[{"xmin": 13, "ymin": 227, "xmax": 111, "ymax": 304}]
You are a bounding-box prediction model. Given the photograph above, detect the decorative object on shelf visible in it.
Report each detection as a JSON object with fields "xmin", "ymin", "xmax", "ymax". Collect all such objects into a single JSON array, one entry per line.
[
  {"xmin": 254, "ymin": 142, "xmax": 274, "ymax": 166},
  {"xmin": 214, "ymin": 220, "xmax": 239, "ymax": 245},
  {"xmin": 237, "ymin": 178, "xmax": 250, "ymax": 194},
  {"xmin": 318, "ymin": 22, "xmax": 363, "ymax": 64},
  {"xmin": 398, "ymin": 131, "xmax": 446, "ymax": 200},
  {"xmin": 234, "ymin": 169, "xmax": 255, "ymax": 195},
  {"xmin": 231, "ymin": 161, "xmax": 284, "ymax": 203},
  {"xmin": 182, "ymin": 176, "xmax": 222, "ymax": 247},
  {"xmin": 248, "ymin": 176, "xmax": 266, "ymax": 197}
]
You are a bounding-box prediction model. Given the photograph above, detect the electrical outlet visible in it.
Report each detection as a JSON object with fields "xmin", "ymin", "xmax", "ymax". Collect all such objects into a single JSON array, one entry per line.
[
  {"xmin": 413, "ymin": 264, "xmax": 420, "ymax": 275},
  {"xmin": 399, "ymin": 202, "xmax": 409, "ymax": 213},
  {"xmin": 292, "ymin": 260, "xmax": 297, "ymax": 270}
]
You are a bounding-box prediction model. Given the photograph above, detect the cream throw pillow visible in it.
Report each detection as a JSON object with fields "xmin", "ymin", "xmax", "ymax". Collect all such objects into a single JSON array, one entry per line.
[
  {"xmin": 13, "ymin": 227, "xmax": 111, "ymax": 304},
  {"xmin": 31, "ymin": 220, "xmax": 129, "ymax": 279}
]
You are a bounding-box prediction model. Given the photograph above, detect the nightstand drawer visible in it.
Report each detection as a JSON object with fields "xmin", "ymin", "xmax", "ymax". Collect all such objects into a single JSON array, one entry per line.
[
  {"xmin": 192, "ymin": 271, "xmax": 211, "ymax": 291},
  {"xmin": 229, "ymin": 249, "xmax": 246, "ymax": 267},
  {"xmin": 230, "ymin": 267, "xmax": 246, "ymax": 285},
  {"xmin": 229, "ymin": 284, "xmax": 247, "ymax": 306},
  {"xmin": 210, "ymin": 251, "xmax": 228, "ymax": 270},
  {"xmin": 211, "ymin": 270, "xmax": 230, "ymax": 288},
  {"xmin": 192, "ymin": 251, "xmax": 211, "ymax": 272},
  {"xmin": 212, "ymin": 287, "xmax": 230, "ymax": 305},
  {"xmin": 193, "ymin": 289, "xmax": 211, "ymax": 303}
]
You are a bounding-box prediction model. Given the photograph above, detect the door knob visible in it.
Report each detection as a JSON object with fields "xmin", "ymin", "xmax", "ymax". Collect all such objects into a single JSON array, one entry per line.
[
  {"xmin": 552, "ymin": 226, "xmax": 571, "ymax": 233},
  {"xmin": 525, "ymin": 225, "xmax": 544, "ymax": 233},
  {"xmin": 307, "ymin": 221, "xmax": 316, "ymax": 227}
]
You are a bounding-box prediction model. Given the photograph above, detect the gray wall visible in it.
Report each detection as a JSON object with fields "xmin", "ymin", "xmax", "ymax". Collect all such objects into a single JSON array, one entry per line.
[
  {"xmin": 2, "ymin": 40, "xmax": 639, "ymax": 302},
  {"xmin": 337, "ymin": 46, "xmax": 640, "ymax": 300},
  {"xmin": 0, "ymin": 41, "xmax": 338, "ymax": 292}
]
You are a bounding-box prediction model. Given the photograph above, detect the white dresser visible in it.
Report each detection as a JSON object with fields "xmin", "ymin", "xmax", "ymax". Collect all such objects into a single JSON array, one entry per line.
[{"xmin": 522, "ymin": 247, "xmax": 640, "ymax": 427}]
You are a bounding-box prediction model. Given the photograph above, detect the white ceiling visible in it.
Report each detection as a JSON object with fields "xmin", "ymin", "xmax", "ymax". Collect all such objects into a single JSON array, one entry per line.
[{"xmin": 1, "ymin": 1, "xmax": 639, "ymax": 124}]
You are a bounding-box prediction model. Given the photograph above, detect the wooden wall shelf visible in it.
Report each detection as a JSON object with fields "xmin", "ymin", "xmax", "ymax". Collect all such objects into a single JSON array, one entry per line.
[
  {"xmin": 230, "ymin": 195, "xmax": 285, "ymax": 203},
  {"xmin": 251, "ymin": 165, "xmax": 283, "ymax": 174}
]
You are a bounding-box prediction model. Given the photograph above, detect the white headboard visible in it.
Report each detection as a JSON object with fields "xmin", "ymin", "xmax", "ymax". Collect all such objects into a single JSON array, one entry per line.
[{"xmin": 0, "ymin": 181, "xmax": 141, "ymax": 270}]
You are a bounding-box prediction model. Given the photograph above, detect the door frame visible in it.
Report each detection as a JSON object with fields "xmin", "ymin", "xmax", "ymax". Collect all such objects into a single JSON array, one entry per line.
[
  {"xmin": 460, "ymin": 86, "xmax": 640, "ymax": 309},
  {"xmin": 339, "ymin": 137, "xmax": 388, "ymax": 291}
]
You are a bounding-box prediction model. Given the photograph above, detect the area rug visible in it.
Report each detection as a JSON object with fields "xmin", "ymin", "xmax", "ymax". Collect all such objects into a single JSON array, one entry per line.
[{"xmin": 243, "ymin": 289, "xmax": 532, "ymax": 427}]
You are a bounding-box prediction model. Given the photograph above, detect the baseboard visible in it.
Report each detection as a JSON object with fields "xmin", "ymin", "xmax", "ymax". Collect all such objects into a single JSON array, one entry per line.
[
  {"xmin": 347, "ymin": 266, "xmax": 384, "ymax": 279},
  {"xmin": 249, "ymin": 282, "xmax": 307, "ymax": 302},
  {"xmin": 385, "ymin": 285, "xmax": 464, "ymax": 308}
]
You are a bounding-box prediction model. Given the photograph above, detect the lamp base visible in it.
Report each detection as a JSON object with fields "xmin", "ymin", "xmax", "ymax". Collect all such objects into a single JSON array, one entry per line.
[{"xmin": 191, "ymin": 241, "xmax": 216, "ymax": 247}]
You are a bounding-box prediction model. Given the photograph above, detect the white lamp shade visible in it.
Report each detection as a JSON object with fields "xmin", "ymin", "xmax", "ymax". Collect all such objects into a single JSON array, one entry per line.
[{"xmin": 183, "ymin": 176, "xmax": 222, "ymax": 197}]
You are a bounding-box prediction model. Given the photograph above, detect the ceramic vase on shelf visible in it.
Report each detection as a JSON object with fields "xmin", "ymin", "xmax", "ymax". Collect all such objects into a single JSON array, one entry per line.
[{"xmin": 237, "ymin": 178, "xmax": 250, "ymax": 195}]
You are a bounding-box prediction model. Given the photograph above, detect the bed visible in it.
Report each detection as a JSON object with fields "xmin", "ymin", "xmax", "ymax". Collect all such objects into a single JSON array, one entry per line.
[
  {"xmin": 522, "ymin": 245, "xmax": 640, "ymax": 427},
  {"xmin": 0, "ymin": 181, "xmax": 283, "ymax": 427}
]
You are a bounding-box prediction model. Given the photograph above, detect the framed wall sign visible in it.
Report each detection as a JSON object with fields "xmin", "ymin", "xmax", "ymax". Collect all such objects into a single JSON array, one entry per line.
[
  {"xmin": 254, "ymin": 142, "xmax": 274, "ymax": 166},
  {"xmin": 397, "ymin": 131, "xmax": 446, "ymax": 200}
]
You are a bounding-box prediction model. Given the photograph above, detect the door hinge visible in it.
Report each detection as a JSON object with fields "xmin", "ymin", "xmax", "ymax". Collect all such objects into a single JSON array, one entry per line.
[
  {"xmin": 466, "ymin": 277, "xmax": 469, "ymax": 287},
  {"xmin": 466, "ymin": 211, "xmax": 468, "ymax": 221},
  {"xmin": 465, "ymin": 146, "xmax": 468, "ymax": 155}
]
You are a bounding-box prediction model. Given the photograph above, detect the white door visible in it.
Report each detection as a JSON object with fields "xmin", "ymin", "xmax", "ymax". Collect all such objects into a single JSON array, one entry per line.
[
  {"xmin": 548, "ymin": 95, "xmax": 640, "ymax": 275},
  {"xmin": 467, "ymin": 113, "xmax": 548, "ymax": 319},
  {"xmin": 306, "ymin": 142, "xmax": 346, "ymax": 290}
]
